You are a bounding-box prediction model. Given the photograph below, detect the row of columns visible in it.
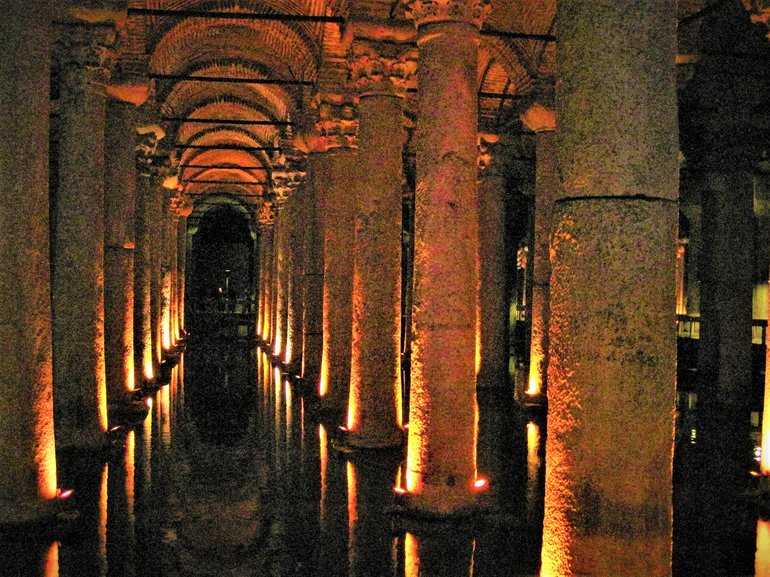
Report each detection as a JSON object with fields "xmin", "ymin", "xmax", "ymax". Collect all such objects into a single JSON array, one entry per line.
[
  {"xmin": 255, "ymin": 1, "xmax": 680, "ymax": 575},
  {"xmin": 0, "ymin": 12, "xmax": 191, "ymax": 527}
]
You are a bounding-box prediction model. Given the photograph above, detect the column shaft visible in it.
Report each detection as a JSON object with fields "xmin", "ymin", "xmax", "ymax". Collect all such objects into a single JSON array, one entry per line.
[
  {"xmin": 286, "ymin": 193, "xmax": 305, "ymax": 371},
  {"xmin": 104, "ymin": 99, "xmax": 137, "ymax": 411},
  {"xmin": 346, "ymin": 94, "xmax": 404, "ymax": 447},
  {"xmin": 302, "ymin": 157, "xmax": 324, "ymax": 386},
  {"xmin": 135, "ymin": 175, "xmax": 155, "ymax": 383},
  {"xmin": 53, "ymin": 25, "xmax": 112, "ymax": 450},
  {"xmin": 406, "ymin": 19, "xmax": 481, "ymax": 512},
  {"xmin": 541, "ymin": 3, "xmax": 678, "ymax": 575},
  {"xmin": 0, "ymin": 0, "xmax": 59, "ymax": 523}
]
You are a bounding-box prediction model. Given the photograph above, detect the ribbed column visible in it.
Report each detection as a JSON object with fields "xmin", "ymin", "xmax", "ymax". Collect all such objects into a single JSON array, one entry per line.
[
  {"xmin": 401, "ymin": 0, "xmax": 489, "ymax": 513},
  {"xmin": 520, "ymin": 104, "xmax": 557, "ymax": 403},
  {"xmin": 314, "ymin": 96, "xmax": 359, "ymax": 415},
  {"xmin": 105, "ymin": 98, "xmax": 139, "ymax": 416},
  {"xmin": 343, "ymin": 40, "xmax": 415, "ymax": 448},
  {"xmin": 0, "ymin": 0, "xmax": 59, "ymax": 525},
  {"xmin": 134, "ymin": 124, "xmax": 165, "ymax": 385},
  {"xmin": 52, "ymin": 23, "xmax": 116, "ymax": 451},
  {"xmin": 476, "ymin": 135, "xmax": 510, "ymax": 391},
  {"xmin": 541, "ymin": 2, "xmax": 678, "ymax": 576}
]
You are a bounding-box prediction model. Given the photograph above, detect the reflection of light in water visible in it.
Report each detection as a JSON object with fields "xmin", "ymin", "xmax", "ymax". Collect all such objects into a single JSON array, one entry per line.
[
  {"xmin": 142, "ymin": 402, "xmax": 152, "ymax": 489},
  {"xmin": 320, "ymin": 424, "xmax": 328, "ymax": 522},
  {"xmin": 527, "ymin": 421, "xmax": 542, "ymax": 515},
  {"xmin": 285, "ymin": 379, "xmax": 292, "ymax": 447},
  {"xmin": 126, "ymin": 430, "xmax": 135, "ymax": 524},
  {"xmin": 405, "ymin": 532, "xmax": 419, "ymax": 577},
  {"xmin": 43, "ymin": 541, "xmax": 59, "ymax": 577},
  {"xmin": 99, "ymin": 465, "xmax": 108, "ymax": 576},
  {"xmin": 160, "ymin": 383, "xmax": 171, "ymax": 448},
  {"xmin": 758, "ymin": 519, "xmax": 770, "ymax": 577},
  {"xmin": 347, "ymin": 460, "xmax": 358, "ymax": 534}
]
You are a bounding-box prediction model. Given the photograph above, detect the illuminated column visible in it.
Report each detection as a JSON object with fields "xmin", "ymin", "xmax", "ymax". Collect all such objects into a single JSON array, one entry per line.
[
  {"xmin": 0, "ymin": 0, "xmax": 59, "ymax": 524},
  {"xmin": 314, "ymin": 96, "xmax": 359, "ymax": 414},
  {"xmin": 541, "ymin": 3, "xmax": 678, "ymax": 576},
  {"xmin": 476, "ymin": 134, "xmax": 510, "ymax": 391},
  {"xmin": 160, "ymin": 190, "xmax": 175, "ymax": 352},
  {"xmin": 257, "ymin": 201, "xmax": 275, "ymax": 343},
  {"xmin": 134, "ymin": 124, "xmax": 165, "ymax": 384},
  {"xmin": 151, "ymin": 182, "xmax": 166, "ymax": 365},
  {"xmin": 273, "ymin": 157, "xmax": 307, "ymax": 370},
  {"xmin": 271, "ymin": 196, "xmax": 288, "ymax": 358},
  {"xmin": 52, "ymin": 23, "xmax": 116, "ymax": 451},
  {"xmin": 521, "ymin": 103, "xmax": 557, "ymax": 403},
  {"xmin": 343, "ymin": 40, "xmax": 415, "ymax": 448},
  {"xmin": 400, "ymin": 0, "xmax": 489, "ymax": 513},
  {"xmin": 171, "ymin": 194, "xmax": 193, "ymax": 340},
  {"xmin": 105, "ymin": 96, "xmax": 140, "ymax": 413},
  {"xmin": 301, "ymin": 155, "xmax": 324, "ymax": 386}
]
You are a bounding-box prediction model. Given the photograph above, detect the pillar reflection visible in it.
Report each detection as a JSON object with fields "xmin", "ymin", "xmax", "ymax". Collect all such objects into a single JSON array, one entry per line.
[{"xmin": 401, "ymin": 527, "xmax": 475, "ymax": 577}]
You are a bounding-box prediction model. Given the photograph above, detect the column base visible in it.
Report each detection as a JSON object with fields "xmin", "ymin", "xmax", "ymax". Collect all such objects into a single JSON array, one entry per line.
[
  {"xmin": 108, "ymin": 397, "xmax": 151, "ymax": 426},
  {"xmin": 389, "ymin": 486, "xmax": 488, "ymax": 522},
  {"xmin": 56, "ymin": 428, "xmax": 112, "ymax": 460},
  {"xmin": 333, "ymin": 425, "xmax": 405, "ymax": 452}
]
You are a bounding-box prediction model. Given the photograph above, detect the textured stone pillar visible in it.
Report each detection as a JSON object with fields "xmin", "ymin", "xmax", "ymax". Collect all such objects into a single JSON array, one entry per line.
[
  {"xmin": 301, "ymin": 155, "xmax": 324, "ymax": 386},
  {"xmin": 105, "ymin": 98, "xmax": 139, "ymax": 415},
  {"xmin": 134, "ymin": 124, "xmax": 165, "ymax": 384},
  {"xmin": 401, "ymin": 0, "xmax": 489, "ymax": 513},
  {"xmin": 160, "ymin": 192, "xmax": 175, "ymax": 352},
  {"xmin": 0, "ymin": 0, "xmax": 59, "ymax": 524},
  {"xmin": 52, "ymin": 23, "xmax": 115, "ymax": 451},
  {"xmin": 271, "ymin": 198, "xmax": 288, "ymax": 358},
  {"xmin": 257, "ymin": 202, "xmax": 275, "ymax": 343},
  {"xmin": 273, "ymin": 158, "xmax": 307, "ymax": 369},
  {"xmin": 151, "ymin": 185, "xmax": 166, "ymax": 365},
  {"xmin": 541, "ymin": 3, "xmax": 678, "ymax": 576},
  {"xmin": 521, "ymin": 104, "xmax": 557, "ymax": 403},
  {"xmin": 313, "ymin": 96, "xmax": 359, "ymax": 414},
  {"xmin": 343, "ymin": 40, "xmax": 414, "ymax": 448},
  {"xmin": 476, "ymin": 135, "xmax": 510, "ymax": 391},
  {"xmin": 172, "ymin": 195, "xmax": 193, "ymax": 341}
]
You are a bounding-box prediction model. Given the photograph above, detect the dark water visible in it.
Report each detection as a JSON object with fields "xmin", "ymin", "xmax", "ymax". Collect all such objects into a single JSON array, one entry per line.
[{"xmin": 0, "ymin": 343, "xmax": 763, "ymax": 576}]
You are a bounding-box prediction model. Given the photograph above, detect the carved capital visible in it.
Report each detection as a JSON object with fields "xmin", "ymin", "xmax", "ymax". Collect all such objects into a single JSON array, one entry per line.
[
  {"xmin": 477, "ymin": 133, "xmax": 504, "ymax": 175},
  {"xmin": 257, "ymin": 200, "xmax": 276, "ymax": 226},
  {"xmin": 403, "ymin": 0, "xmax": 491, "ymax": 29},
  {"xmin": 54, "ymin": 23, "xmax": 118, "ymax": 91},
  {"xmin": 347, "ymin": 41, "xmax": 417, "ymax": 98},
  {"xmin": 311, "ymin": 94, "xmax": 360, "ymax": 151},
  {"xmin": 271, "ymin": 153, "xmax": 307, "ymax": 199},
  {"xmin": 169, "ymin": 191, "xmax": 193, "ymax": 218},
  {"xmin": 520, "ymin": 102, "xmax": 556, "ymax": 134}
]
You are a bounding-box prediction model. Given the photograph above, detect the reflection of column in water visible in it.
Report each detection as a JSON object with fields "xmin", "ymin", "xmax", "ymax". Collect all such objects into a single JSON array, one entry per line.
[
  {"xmin": 402, "ymin": 529, "xmax": 475, "ymax": 577},
  {"xmin": 44, "ymin": 542, "xmax": 59, "ymax": 577},
  {"xmin": 758, "ymin": 519, "xmax": 770, "ymax": 577},
  {"xmin": 526, "ymin": 421, "xmax": 542, "ymax": 520},
  {"xmin": 316, "ymin": 423, "xmax": 349, "ymax": 575},
  {"xmin": 274, "ymin": 366, "xmax": 285, "ymax": 476},
  {"xmin": 347, "ymin": 453, "xmax": 401, "ymax": 577},
  {"xmin": 160, "ymin": 381, "xmax": 171, "ymax": 449},
  {"xmin": 107, "ymin": 431, "xmax": 136, "ymax": 577},
  {"xmin": 98, "ymin": 466, "xmax": 108, "ymax": 575}
]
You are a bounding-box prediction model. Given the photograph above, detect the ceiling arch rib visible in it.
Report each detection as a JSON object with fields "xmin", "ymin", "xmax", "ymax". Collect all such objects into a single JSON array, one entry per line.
[{"xmin": 174, "ymin": 100, "xmax": 280, "ymax": 148}]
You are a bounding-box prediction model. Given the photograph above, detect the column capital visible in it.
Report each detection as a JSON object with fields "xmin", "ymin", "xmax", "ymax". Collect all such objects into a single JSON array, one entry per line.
[
  {"xmin": 347, "ymin": 40, "xmax": 417, "ymax": 98},
  {"xmin": 271, "ymin": 153, "xmax": 307, "ymax": 200},
  {"xmin": 135, "ymin": 124, "xmax": 166, "ymax": 177},
  {"xmin": 403, "ymin": 0, "xmax": 491, "ymax": 29},
  {"xmin": 54, "ymin": 22, "xmax": 119, "ymax": 90},
  {"xmin": 314, "ymin": 93, "xmax": 360, "ymax": 151},
  {"xmin": 257, "ymin": 200, "xmax": 276, "ymax": 226},
  {"xmin": 169, "ymin": 191, "xmax": 193, "ymax": 219}
]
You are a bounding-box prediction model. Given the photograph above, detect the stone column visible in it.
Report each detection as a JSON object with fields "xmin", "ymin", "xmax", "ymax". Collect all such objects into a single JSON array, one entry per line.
[
  {"xmin": 172, "ymin": 194, "xmax": 193, "ymax": 341},
  {"xmin": 541, "ymin": 3, "xmax": 678, "ymax": 576},
  {"xmin": 520, "ymin": 104, "xmax": 557, "ymax": 403},
  {"xmin": 401, "ymin": 0, "xmax": 489, "ymax": 514},
  {"xmin": 160, "ymin": 191, "xmax": 175, "ymax": 352},
  {"xmin": 257, "ymin": 202, "xmax": 275, "ymax": 343},
  {"xmin": 342, "ymin": 40, "xmax": 415, "ymax": 448},
  {"xmin": 273, "ymin": 158, "xmax": 307, "ymax": 369},
  {"xmin": 105, "ymin": 96, "xmax": 141, "ymax": 418},
  {"xmin": 52, "ymin": 23, "xmax": 116, "ymax": 451},
  {"xmin": 476, "ymin": 134, "xmax": 510, "ymax": 391},
  {"xmin": 0, "ymin": 0, "xmax": 59, "ymax": 525},
  {"xmin": 271, "ymin": 197, "xmax": 288, "ymax": 358},
  {"xmin": 134, "ymin": 124, "xmax": 165, "ymax": 385},
  {"xmin": 301, "ymin": 155, "xmax": 324, "ymax": 386},
  {"xmin": 313, "ymin": 96, "xmax": 359, "ymax": 415},
  {"xmin": 151, "ymin": 182, "xmax": 166, "ymax": 367}
]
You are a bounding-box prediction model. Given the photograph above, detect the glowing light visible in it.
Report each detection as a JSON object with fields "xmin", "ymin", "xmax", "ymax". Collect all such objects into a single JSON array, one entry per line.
[
  {"xmin": 526, "ymin": 364, "xmax": 542, "ymax": 396},
  {"xmin": 319, "ymin": 354, "xmax": 329, "ymax": 397},
  {"xmin": 347, "ymin": 461, "xmax": 358, "ymax": 531},
  {"xmin": 57, "ymin": 489, "xmax": 74, "ymax": 500},
  {"xmin": 127, "ymin": 359, "xmax": 136, "ymax": 392},
  {"xmin": 319, "ymin": 424, "xmax": 328, "ymax": 521},
  {"xmin": 144, "ymin": 356, "xmax": 154, "ymax": 381},
  {"xmin": 526, "ymin": 421, "xmax": 542, "ymax": 516},
  {"xmin": 99, "ymin": 466, "xmax": 108, "ymax": 567},
  {"xmin": 757, "ymin": 519, "xmax": 770, "ymax": 577},
  {"xmin": 393, "ymin": 486, "xmax": 407, "ymax": 495},
  {"xmin": 284, "ymin": 338, "xmax": 292, "ymax": 365},
  {"xmin": 473, "ymin": 477, "xmax": 488, "ymax": 490},
  {"xmin": 43, "ymin": 541, "xmax": 59, "ymax": 577},
  {"xmin": 126, "ymin": 430, "xmax": 135, "ymax": 521}
]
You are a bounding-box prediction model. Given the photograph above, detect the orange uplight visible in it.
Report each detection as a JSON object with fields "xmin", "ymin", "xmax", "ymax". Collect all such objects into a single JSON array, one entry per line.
[
  {"xmin": 43, "ymin": 541, "xmax": 59, "ymax": 577},
  {"xmin": 39, "ymin": 418, "xmax": 58, "ymax": 501},
  {"xmin": 473, "ymin": 477, "xmax": 488, "ymax": 490},
  {"xmin": 57, "ymin": 489, "xmax": 74, "ymax": 500},
  {"xmin": 144, "ymin": 354, "xmax": 154, "ymax": 382},
  {"xmin": 284, "ymin": 339, "xmax": 292, "ymax": 365},
  {"xmin": 319, "ymin": 355, "xmax": 329, "ymax": 397},
  {"xmin": 127, "ymin": 360, "xmax": 136, "ymax": 392}
]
